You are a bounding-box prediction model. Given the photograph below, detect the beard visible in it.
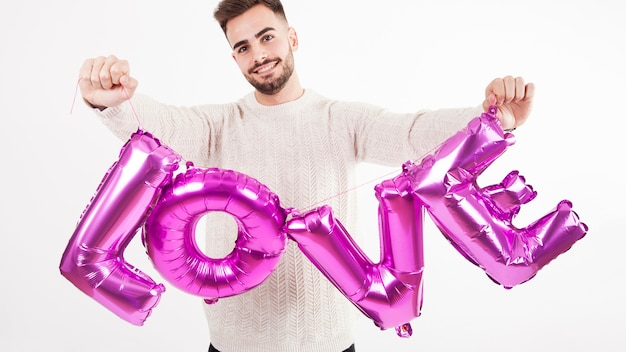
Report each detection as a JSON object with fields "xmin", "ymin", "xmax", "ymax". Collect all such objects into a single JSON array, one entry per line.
[{"xmin": 245, "ymin": 49, "xmax": 295, "ymax": 95}]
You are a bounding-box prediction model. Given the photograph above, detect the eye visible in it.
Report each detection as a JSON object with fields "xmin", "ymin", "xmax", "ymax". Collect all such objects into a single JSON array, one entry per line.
[
  {"xmin": 263, "ymin": 35, "xmax": 274, "ymax": 42},
  {"xmin": 237, "ymin": 45, "xmax": 249, "ymax": 54}
]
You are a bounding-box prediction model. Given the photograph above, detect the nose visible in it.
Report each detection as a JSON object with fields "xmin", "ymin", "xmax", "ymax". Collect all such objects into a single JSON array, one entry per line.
[{"xmin": 252, "ymin": 46, "xmax": 267, "ymax": 64}]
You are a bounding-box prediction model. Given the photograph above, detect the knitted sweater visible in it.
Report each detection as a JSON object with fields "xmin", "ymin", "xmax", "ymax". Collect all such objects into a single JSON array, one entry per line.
[{"xmin": 96, "ymin": 89, "xmax": 480, "ymax": 352}]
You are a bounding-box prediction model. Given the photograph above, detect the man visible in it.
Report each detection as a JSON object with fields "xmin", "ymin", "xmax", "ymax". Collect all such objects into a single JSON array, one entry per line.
[{"xmin": 79, "ymin": 1, "xmax": 534, "ymax": 351}]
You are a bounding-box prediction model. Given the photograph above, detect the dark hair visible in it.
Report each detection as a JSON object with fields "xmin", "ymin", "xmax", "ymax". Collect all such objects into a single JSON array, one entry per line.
[{"xmin": 213, "ymin": 0, "xmax": 288, "ymax": 33}]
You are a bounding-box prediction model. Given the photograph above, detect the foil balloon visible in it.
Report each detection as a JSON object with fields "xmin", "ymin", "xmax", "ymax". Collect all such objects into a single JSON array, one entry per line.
[
  {"xmin": 60, "ymin": 106, "xmax": 588, "ymax": 332},
  {"xmin": 59, "ymin": 130, "xmax": 181, "ymax": 325},
  {"xmin": 144, "ymin": 166, "xmax": 288, "ymax": 302},
  {"xmin": 285, "ymin": 170, "xmax": 424, "ymax": 337},
  {"xmin": 405, "ymin": 106, "xmax": 588, "ymax": 288}
]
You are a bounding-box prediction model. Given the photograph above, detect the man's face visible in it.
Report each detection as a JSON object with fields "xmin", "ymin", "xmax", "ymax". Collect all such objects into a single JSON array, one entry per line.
[{"xmin": 226, "ymin": 4, "xmax": 297, "ymax": 95}]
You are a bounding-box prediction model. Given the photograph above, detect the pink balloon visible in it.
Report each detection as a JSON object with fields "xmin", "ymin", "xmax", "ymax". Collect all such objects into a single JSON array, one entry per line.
[
  {"xmin": 59, "ymin": 130, "xmax": 181, "ymax": 325},
  {"xmin": 405, "ymin": 106, "xmax": 588, "ymax": 288},
  {"xmin": 285, "ymin": 170, "xmax": 424, "ymax": 337},
  {"xmin": 60, "ymin": 106, "xmax": 588, "ymax": 332},
  {"xmin": 144, "ymin": 166, "xmax": 288, "ymax": 301}
]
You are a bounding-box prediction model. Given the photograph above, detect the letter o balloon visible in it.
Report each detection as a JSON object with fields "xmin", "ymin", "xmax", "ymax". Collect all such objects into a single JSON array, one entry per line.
[
  {"xmin": 144, "ymin": 166, "xmax": 288, "ymax": 301},
  {"xmin": 61, "ymin": 108, "xmax": 588, "ymax": 330}
]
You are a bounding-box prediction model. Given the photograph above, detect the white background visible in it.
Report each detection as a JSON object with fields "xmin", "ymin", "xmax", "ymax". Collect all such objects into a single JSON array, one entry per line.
[{"xmin": 1, "ymin": 1, "xmax": 624, "ymax": 351}]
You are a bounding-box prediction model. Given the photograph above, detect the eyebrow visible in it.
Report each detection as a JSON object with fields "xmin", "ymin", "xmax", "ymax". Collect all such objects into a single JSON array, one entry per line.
[{"xmin": 232, "ymin": 27, "xmax": 276, "ymax": 51}]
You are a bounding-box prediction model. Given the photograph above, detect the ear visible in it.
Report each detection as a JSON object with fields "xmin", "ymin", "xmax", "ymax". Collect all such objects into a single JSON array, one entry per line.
[{"xmin": 288, "ymin": 27, "xmax": 299, "ymax": 51}]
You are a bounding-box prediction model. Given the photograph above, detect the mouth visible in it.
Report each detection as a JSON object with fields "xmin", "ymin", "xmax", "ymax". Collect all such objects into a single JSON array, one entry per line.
[{"xmin": 252, "ymin": 61, "xmax": 279, "ymax": 75}]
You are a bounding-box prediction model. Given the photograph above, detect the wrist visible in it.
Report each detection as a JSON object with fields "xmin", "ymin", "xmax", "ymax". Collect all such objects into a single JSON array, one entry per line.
[{"xmin": 83, "ymin": 98, "xmax": 107, "ymax": 111}]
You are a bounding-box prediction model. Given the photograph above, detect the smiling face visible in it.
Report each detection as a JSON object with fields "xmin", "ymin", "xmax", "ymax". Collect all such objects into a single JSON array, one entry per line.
[{"xmin": 225, "ymin": 4, "xmax": 299, "ymax": 96}]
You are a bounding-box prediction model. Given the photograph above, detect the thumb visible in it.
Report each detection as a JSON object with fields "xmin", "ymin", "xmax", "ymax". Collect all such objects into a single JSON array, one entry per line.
[
  {"xmin": 482, "ymin": 94, "xmax": 496, "ymax": 112},
  {"xmin": 119, "ymin": 75, "xmax": 139, "ymax": 99}
]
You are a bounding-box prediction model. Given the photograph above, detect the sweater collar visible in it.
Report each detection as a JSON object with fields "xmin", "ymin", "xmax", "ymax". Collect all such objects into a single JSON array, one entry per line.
[{"xmin": 242, "ymin": 89, "xmax": 315, "ymax": 112}]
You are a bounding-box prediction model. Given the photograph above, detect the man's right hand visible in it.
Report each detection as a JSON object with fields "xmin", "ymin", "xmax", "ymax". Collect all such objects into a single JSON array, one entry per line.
[{"xmin": 79, "ymin": 55, "xmax": 138, "ymax": 109}]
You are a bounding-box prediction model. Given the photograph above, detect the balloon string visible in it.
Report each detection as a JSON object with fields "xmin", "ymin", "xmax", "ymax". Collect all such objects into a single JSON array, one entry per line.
[
  {"xmin": 69, "ymin": 77, "xmax": 143, "ymax": 130},
  {"xmin": 305, "ymin": 103, "xmax": 503, "ymax": 211},
  {"xmin": 70, "ymin": 77, "xmax": 81, "ymax": 115},
  {"xmin": 70, "ymin": 77, "xmax": 192, "ymax": 167},
  {"xmin": 305, "ymin": 167, "xmax": 402, "ymax": 211},
  {"xmin": 490, "ymin": 93, "xmax": 497, "ymax": 107},
  {"xmin": 121, "ymin": 84, "xmax": 143, "ymax": 131},
  {"xmin": 70, "ymin": 78, "xmax": 476, "ymax": 211},
  {"xmin": 302, "ymin": 141, "xmax": 445, "ymax": 212}
]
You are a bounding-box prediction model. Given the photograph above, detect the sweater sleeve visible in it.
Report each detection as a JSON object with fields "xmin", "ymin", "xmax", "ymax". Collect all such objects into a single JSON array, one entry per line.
[
  {"xmin": 93, "ymin": 94, "xmax": 231, "ymax": 167},
  {"xmin": 330, "ymin": 101, "xmax": 482, "ymax": 166}
]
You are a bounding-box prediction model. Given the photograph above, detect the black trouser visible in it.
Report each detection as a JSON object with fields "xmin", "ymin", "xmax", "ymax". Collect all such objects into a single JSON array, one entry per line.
[{"xmin": 209, "ymin": 343, "xmax": 356, "ymax": 352}]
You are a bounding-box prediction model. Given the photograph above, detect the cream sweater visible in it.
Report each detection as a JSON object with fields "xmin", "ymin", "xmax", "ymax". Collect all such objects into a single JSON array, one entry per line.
[{"xmin": 96, "ymin": 89, "xmax": 479, "ymax": 352}]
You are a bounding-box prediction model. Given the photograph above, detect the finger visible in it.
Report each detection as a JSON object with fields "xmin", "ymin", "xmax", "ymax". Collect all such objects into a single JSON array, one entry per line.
[
  {"xmin": 78, "ymin": 58, "xmax": 94, "ymax": 82},
  {"xmin": 502, "ymin": 75, "xmax": 516, "ymax": 103},
  {"xmin": 514, "ymin": 77, "xmax": 525, "ymax": 101},
  {"xmin": 99, "ymin": 55, "xmax": 119, "ymax": 89},
  {"xmin": 485, "ymin": 78, "xmax": 504, "ymax": 105},
  {"xmin": 524, "ymin": 82, "xmax": 536, "ymax": 102},
  {"xmin": 120, "ymin": 75, "xmax": 138, "ymax": 90},
  {"xmin": 110, "ymin": 58, "xmax": 130, "ymax": 86},
  {"xmin": 118, "ymin": 75, "xmax": 139, "ymax": 100},
  {"xmin": 90, "ymin": 56, "xmax": 106, "ymax": 89},
  {"xmin": 78, "ymin": 58, "xmax": 96, "ymax": 92}
]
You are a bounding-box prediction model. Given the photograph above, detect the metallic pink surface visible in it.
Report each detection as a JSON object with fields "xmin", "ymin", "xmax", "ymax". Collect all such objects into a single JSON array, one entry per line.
[
  {"xmin": 284, "ymin": 170, "xmax": 424, "ymax": 335},
  {"xmin": 283, "ymin": 107, "xmax": 587, "ymax": 334},
  {"xmin": 144, "ymin": 166, "xmax": 287, "ymax": 300},
  {"xmin": 60, "ymin": 107, "xmax": 587, "ymax": 333},
  {"xmin": 59, "ymin": 130, "xmax": 181, "ymax": 325},
  {"xmin": 405, "ymin": 106, "xmax": 588, "ymax": 288}
]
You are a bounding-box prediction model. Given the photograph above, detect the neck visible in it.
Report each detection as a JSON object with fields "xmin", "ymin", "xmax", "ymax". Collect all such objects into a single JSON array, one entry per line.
[{"xmin": 254, "ymin": 72, "xmax": 304, "ymax": 106}]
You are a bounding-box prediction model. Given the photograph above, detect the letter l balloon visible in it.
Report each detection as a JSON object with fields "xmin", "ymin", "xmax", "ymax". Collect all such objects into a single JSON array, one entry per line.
[{"xmin": 59, "ymin": 130, "xmax": 181, "ymax": 325}]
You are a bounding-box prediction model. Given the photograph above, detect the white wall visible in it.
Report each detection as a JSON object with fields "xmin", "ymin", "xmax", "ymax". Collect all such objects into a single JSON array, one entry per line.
[{"xmin": 1, "ymin": 0, "xmax": 624, "ymax": 351}]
